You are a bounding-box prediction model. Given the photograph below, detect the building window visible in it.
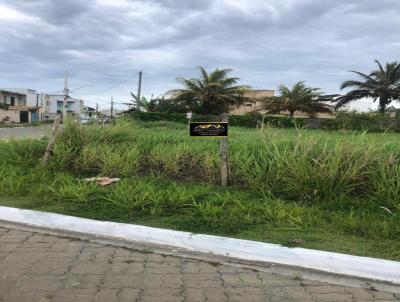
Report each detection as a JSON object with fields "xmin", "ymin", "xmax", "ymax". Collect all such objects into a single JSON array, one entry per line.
[
  {"xmin": 10, "ymin": 97, "xmax": 15, "ymax": 106},
  {"xmin": 57, "ymin": 101, "xmax": 63, "ymax": 112},
  {"xmin": 67, "ymin": 101, "xmax": 74, "ymax": 112}
]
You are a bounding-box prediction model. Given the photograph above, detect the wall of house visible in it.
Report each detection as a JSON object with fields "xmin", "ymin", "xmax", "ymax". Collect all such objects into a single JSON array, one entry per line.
[
  {"xmin": 229, "ymin": 90, "xmax": 275, "ymax": 115},
  {"xmin": 0, "ymin": 109, "xmax": 20, "ymax": 123}
]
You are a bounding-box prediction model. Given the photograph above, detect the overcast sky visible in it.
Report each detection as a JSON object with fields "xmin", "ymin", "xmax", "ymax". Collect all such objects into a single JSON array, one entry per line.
[{"xmin": 1, "ymin": 0, "xmax": 399, "ymax": 110}]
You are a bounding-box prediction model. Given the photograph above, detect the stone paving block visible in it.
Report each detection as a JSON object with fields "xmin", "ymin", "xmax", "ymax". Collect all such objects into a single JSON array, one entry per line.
[
  {"xmin": 145, "ymin": 266, "xmax": 181, "ymax": 274},
  {"xmin": 0, "ymin": 243, "xmax": 19, "ymax": 252},
  {"xmin": 142, "ymin": 288, "xmax": 182, "ymax": 297},
  {"xmin": 1, "ymin": 290, "xmax": 53, "ymax": 302},
  {"xmin": 203, "ymin": 288, "xmax": 228, "ymax": 302},
  {"xmin": 184, "ymin": 273, "xmax": 219, "ymax": 282},
  {"xmin": 184, "ymin": 288, "xmax": 205, "ymax": 302},
  {"xmin": 221, "ymin": 273, "xmax": 243, "ymax": 286},
  {"xmin": 224, "ymin": 286, "xmax": 265, "ymax": 296},
  {"xmin": 27, "ymin": 258, "xmax": 73, "ymax": 275},
  {"xmin": 163, "ymin": 256, "xmax": 182, "ymax": 263},
  {"xmin": 228, "ymin": 295, "xmax": 267, "ymax": 302},
  {"xmin": 51, "ymin": 288, "xmax": 97, "ymax": 302},
  {"xmin": 141, "ymin": 296, "xmax": 183, "ymax": 302},
  {"xmin": 69, "ymin": 261, "xmax": 109, "ymax": 274},
  {"xmin": 60, "ymin": 274, "xmax": 103, "ymax": 289},
  {"xmin": 307, "ymin": 285, "xmax": 346, "ymax": 294},
  {"xmin": 147, "ymin": 261, "xmax": 181, "ymax": 268},
  {"xmin": 345, "ymin": 286, "xmax": 374, "ymax": 301},
  {"xmin": 102, "ymin": 274, "xmax": 142, "ymax": 289},
  {"xmin": 143, "ymin": 273, "xmax": 164, "ymax": 288},
  {"xmin": 162, "ymin": 273, "xmax": 183, "ymax": 288},
  {"xmin": 238, "ymin": 272, "xmax": 263, "ymax": 285},
  {"xmin": 113, "ymin": 254, "xmax": 147, "ymax": 263},
  {"xmin": 119, "ymin": 288, "xmax": 141, "ymax": 302},
  {"xmin": 107, "ymin": 261, "xmax": 145, "ymax": 275},
  {"xmin": 16, "ymin": 275, "xmax": 63, "ymax": 291},
  {"xmin": 311, "ymin": 292, "xmax": 353, "ymax": 301},
  {"xmin": 92, "ymin": 288, "xmax": 119, "ymax": 302},
  {"xmin": 373, "ymin": 291, "xmax": 399, "ymax": 300},
  {"xmin": 146, "ymin": 253, "xmax": 165, "ymax": 262},
  {"xmin": 183, "ymin": 279, "xmax": 222, "ymax": 289}
]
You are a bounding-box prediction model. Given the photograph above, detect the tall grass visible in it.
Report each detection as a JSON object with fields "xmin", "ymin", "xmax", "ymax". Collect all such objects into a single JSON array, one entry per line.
[{"xmin": 1, "ymin": 120, "xmax": 399, "ymax": 211}]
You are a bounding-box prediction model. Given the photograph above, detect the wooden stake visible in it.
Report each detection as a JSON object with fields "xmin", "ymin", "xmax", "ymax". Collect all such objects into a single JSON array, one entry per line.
[
  {"xmin": 43, "ymin": 115, "xmax": 61, "ymax": 165},
  {"xmin": 219, "ymin": 114, "xmax": 230, "ymax": 186}
]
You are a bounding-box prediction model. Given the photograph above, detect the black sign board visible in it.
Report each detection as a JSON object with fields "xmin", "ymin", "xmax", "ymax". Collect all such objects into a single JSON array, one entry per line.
[{"xmin": 190, "ymin": 122, "xmax": 228, "ymax": 137}]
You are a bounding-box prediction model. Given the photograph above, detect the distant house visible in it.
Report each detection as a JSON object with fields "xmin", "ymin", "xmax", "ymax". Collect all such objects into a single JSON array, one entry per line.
[
  {"xmin": 229, "ymin": 89, "xmax": 336, "ymax": 119},
  {"xmin": 41, "ymin": 94, "xmax": 83, "ymax": 121},
  {"xmin": 0, "ymin": 88, "xmax": 85, "ymax": 123},
  {"xmin": 0, "ymin": 89, "xmax": 40, "ymax": 123},
  {"xmin": 229, "ymin": 90, "xmax": 275, "ymax": 115}
]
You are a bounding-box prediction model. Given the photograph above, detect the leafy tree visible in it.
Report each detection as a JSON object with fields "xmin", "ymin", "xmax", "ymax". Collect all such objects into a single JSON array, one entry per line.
[
  {"xmin": 168, "ymin": 67, "xmax": 250, "ymax": 115},
  {"xmin": 149, "ymin": 96, "xmax": 187, "ymax": 113},
  {"xmin": 261, "ymin": 82, "xmax": 334, "ymax": 118},
  {"xmin": 129, "ymin": 93, "xmax": 151, "ymax": 112},
  {"xmin": 336, "ymin": 60, "xmax": 400, "ymax": 113}
]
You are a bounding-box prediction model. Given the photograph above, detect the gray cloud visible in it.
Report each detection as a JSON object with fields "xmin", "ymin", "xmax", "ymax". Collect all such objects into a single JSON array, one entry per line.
[{"xmin": 0, "ymin": 0, "xmax": 399, "ymax": 109}]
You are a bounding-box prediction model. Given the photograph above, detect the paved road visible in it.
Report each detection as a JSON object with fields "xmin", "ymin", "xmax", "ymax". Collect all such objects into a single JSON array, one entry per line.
[
  {"xmin": 0, "ymin": 227, "xmax": 399, "ymax": 302},
  {"xmin": 0, "ymin": 126, "xmax": 51, "ymax": 140}
]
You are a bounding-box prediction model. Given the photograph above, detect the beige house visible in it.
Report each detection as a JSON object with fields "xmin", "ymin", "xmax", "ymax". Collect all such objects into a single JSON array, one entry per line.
[
  {"xmin": 230, "ymin": 89, "xmax": 335, "ymax": 118},
  {"xmin": 229, "ymin": 90, "xmax": 275, "ymax": 115},
  {"xmin": 0, "ymin": 90, "xmax": 40, "ymax": 123}
]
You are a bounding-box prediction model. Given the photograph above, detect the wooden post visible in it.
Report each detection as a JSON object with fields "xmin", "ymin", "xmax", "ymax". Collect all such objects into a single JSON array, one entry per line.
[
  {"xmin": 219, "ymin": 113, "xmax": 230, "ymax": 186},
  {"xmin": 43, "ymin": 115, "xmax": 61, "ymax": 165}
]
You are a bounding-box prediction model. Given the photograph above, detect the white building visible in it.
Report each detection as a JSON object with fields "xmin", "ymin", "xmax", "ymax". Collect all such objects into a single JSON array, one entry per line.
[{"xmin": 41, "ymin": 94, "xmax": 83, "ymax": 121}]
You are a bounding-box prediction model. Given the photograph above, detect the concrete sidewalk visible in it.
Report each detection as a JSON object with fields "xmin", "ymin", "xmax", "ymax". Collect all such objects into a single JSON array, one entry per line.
[{"xmin": 0, "ymin": 227, "xmax": 399, "ymax": 302}]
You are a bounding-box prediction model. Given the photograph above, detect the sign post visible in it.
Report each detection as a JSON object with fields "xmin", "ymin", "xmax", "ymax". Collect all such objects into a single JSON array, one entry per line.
[{"xmin": 186, "ymin": 112, "xmax": 192, "ymax": 131}]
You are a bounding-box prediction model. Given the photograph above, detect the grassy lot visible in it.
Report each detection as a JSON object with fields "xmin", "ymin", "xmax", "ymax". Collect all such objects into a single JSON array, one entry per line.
[{"xmin": 0, "ymin": 119, "xmax": 399, "ymax": 260}]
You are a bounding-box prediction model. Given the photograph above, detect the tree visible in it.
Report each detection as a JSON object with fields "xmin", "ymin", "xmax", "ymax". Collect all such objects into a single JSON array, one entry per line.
[
  {"xmin": 336, "ymin": 60, "xmax": 400, "ymax": 114},
  {"xmin": 169, "ymin": 67, "xmax": 250, "ymax": 187},
  {"xmin": 129, "ymin": 93, "xmax": 152, "ymax": 112},
  {"xmin": 169, "ymin": 67, "xmax": 250, "ymax": 115},
  {"xmin": 149, "ymin": 96, "xmax": 187, "ymax": 113},
  {"xmin": 261, "ymin": 82, "xmax": 334, "ymax": 118}
]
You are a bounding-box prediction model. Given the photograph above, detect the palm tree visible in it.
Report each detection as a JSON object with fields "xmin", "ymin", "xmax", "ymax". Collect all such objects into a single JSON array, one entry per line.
[
  {"xmin": 261, "ymin": 82, "xmax": 334, "ymax": 118},
  {"xmin": 168, "ymin": 67, "xmax": 250, "ymax": 115},
  {"xmin": 336, "ymin": 60, "xmax": 400, "ymax": 114},
  {"xmin": 169, "ymin": 67, "xmax": 250, "ymax": 187}
]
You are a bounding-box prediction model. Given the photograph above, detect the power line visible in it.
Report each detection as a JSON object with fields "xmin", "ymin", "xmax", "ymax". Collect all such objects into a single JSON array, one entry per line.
[{"xmin": 80, "ymin": 78, "xmax": 133, "ymax": 96}]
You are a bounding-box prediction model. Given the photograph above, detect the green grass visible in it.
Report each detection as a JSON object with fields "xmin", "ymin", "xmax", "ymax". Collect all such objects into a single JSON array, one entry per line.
[{"xmin": 0, "ymin": 119, "xmax": 399, "ymax": 260}]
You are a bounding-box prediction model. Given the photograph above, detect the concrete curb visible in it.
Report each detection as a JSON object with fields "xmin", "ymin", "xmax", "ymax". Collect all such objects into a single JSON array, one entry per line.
[{"xmin": 0, "ymin": 206, "xmax": 399, "ymax": 284}]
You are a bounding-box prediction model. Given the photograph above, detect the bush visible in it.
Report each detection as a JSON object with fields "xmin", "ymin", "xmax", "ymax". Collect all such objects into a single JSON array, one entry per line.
[
  {"xmin": 127, "ymin": 112, "xmax": 304, "ymax": 128},
  {"xmin": 321, "ymin": 112, "xmax": 400, "ymax": 132}
]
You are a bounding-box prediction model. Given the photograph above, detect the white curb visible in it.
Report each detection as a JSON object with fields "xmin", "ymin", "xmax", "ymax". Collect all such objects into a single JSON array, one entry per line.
[{"xmin": 0, "ymin": 206, "xmax": 399, "ymax": 284}]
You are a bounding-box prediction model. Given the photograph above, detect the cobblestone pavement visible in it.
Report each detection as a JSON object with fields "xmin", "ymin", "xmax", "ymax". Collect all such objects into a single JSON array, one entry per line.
[{"xmin": 0, "ymin": 227, "xmax": 399, "ymax": 302}]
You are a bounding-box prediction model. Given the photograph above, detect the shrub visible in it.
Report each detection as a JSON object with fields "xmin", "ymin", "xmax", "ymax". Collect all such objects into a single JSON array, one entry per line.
[
  {"xmin": 321, "ymin": 112, "xmax": 400, "ymax": 132},
  {"xmin": 127, "ymin": 112, "xmax": 304, "ymax": 128}
]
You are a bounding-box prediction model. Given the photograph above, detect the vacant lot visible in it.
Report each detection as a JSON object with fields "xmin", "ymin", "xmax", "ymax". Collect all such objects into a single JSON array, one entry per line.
[{"xmin": 0, "ymin": 120, "xmax": 399, "ymax": 260}]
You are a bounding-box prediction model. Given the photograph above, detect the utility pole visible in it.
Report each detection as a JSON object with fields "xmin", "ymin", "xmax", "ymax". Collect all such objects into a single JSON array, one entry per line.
[
  {"xmin": 110, "ymin": 96, "xmax": 114, "ymax": 120},
  {"xmin": 137, "ymin": 71, "xmax": 142, "ymax": 105},
  {"xmin": 95, "ymin": 103, "xmax": 99, "ymax": 121},
  {"xmin": 63, "ymin": 71, "xmax": 69, "ymax": 121}
]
